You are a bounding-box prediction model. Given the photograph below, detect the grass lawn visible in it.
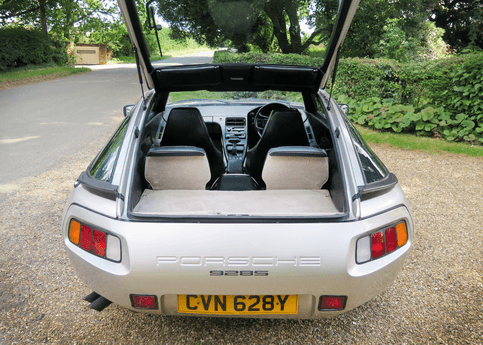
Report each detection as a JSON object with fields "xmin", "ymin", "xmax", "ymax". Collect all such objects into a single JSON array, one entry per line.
[
  {"xmin": 0, "ymin": 65, "xmax": 90, "ymax": 90},
  {"xmin": 111, "ymin": 46, "xmax": 211, "ymax": 64},
  {"xmin": 357, "ymin": 125, "xmax": 483, "ymax": 157}
]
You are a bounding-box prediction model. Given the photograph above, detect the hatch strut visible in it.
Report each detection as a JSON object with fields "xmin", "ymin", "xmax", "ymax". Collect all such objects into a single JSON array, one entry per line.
[
  {"xmin": 327, "ymin": 46, "xmax": 342, "ymax": 111},
  {"xmin": 133, "ymin": 45, "xmax": 147, "ymax": 110}
]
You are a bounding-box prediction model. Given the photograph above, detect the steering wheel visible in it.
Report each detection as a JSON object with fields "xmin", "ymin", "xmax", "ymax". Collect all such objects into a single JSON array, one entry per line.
[{"xmin": 254, "ymin": 102, "xmax": 290, "ymax": 137}]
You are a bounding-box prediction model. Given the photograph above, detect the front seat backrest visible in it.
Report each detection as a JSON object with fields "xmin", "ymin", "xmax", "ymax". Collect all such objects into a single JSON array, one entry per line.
[
  {"xmin": 262, "ymin": 146, "xmax": 329, "ymax": 189},
  {"xmin": 145, "ymin": 146, "xmax": 211, "ymax": 190},
  {"xmin": 160, "ymin": 107, "xmax": 224, "ymax": 186},
  {"xmin": 245, "ymin": 109, "xmax": 309, "ymax": 187}
]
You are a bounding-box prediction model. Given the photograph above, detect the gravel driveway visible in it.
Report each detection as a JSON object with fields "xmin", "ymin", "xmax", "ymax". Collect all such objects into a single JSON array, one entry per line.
[{"xmin": 1, "ymin": 132, "xmax": 482, "ymax": 344}]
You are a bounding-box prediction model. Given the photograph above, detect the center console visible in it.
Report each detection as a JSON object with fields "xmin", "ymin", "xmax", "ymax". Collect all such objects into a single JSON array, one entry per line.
[{"xmin": 224, "ymin": 117, "xmax": 247, "ymax": 173}]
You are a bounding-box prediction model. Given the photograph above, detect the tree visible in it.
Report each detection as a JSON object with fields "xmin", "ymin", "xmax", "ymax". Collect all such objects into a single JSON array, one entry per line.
[
  {"xmin": 431, "ymin": 0, "xmax": 483, "ymax": 50},
  {"xmin": 0, "ymin": 0, "xmax": 119, "ymax": 42},
  {"xmin": 343, "ymin": 0, "xmax": 438, "ymax": 58},
  {"xmin": 156, "ymin": 0, "xmax": 339, "ymax": 54},
  {"xmin": 0, "ymin": 0, "xmax": 49, "ymax": 32}
]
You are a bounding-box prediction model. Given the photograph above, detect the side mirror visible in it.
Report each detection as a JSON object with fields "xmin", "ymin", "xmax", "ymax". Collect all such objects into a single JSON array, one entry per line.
[
  {"xmin": 123, "ymin": 105, "xmax": 135, "ymax": 117},
  {"xmin": 340, "ymin": 104, "xmax": 349, "ymax": 116}
]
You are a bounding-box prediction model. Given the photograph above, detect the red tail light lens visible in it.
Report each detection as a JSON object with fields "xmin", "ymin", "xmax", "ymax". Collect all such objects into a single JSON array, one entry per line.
[
  {"xmin": 356, "ymin": 221, "xmax": 409, "ymax": 264},
  {"xmin": 319, "ymin": 296, "xmax": 347, "ymax": 310},
  {"xmin": 92, "ymin": 230, "xmax": 106, "ymax": 257},
  {"xmin": 80, "ymin": 225, "xmax": 92, "ymax": 251},
  {"xmin": 385, "ymin": 227, "xmax": 398, "ymax": 253},
  {"xmin": 130, "ymin": 295, "xmax": 158, "ymax": 309},
  {"xmin": 371, "ymin": 231, "xmax": 385, "ymax": 259},
  {"xmin": 68, "ymin": 219, "xmax": 121, "ymax": 262}
]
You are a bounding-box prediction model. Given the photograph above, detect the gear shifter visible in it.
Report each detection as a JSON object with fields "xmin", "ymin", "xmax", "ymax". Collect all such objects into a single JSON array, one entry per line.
[{"xmin": 229, "ymin": 139, "xmax": 240, "ymax": 155}]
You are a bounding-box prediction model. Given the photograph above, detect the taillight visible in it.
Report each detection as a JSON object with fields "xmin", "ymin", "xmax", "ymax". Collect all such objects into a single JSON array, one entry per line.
[
  {"xmin": 68, "ymin": 219, "xmax": 121, "ymax": 262},
  {"xmin": 69, "ymin": 220, "xmax": 81, "ymax": 244},
  {"xmin": 385, "ymin": 227, "xmax": 398, "ymax": 253},
  {"xmin": 356, "ymin": 221, "xmax": 408, "ymax": 264},
  {"xmin": 370, "ymin": 231, "xmax": 385, "ymax": 259},
  {"xmin": 130, "ymin": 295, "xmax": 158, "ymax": 309},
  {"xmin": 396, "ymin": 222, "xmax": 408, "ymax": 246},
  {"xmin": 318, "ymin": 296, "xmax": 347, "ymax": 311},
  {"xmin": 80, "ymin": 225, "xmax": 92, "ymax": 251},
  {"xmin": 92, "ymin": 230, "xmax": 106, "ymax": 257}
]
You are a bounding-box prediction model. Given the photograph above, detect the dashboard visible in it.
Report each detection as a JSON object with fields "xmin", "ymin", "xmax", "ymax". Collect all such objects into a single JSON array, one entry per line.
[{"xmin": 198, "ymin": 105, "xmax": 258, "ymax": 173}]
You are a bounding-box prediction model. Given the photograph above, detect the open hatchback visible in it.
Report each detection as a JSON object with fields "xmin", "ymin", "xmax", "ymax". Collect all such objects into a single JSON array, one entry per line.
[{"xmin": 62, "ymin": 0, "xmax": 414, "ymax": 318}]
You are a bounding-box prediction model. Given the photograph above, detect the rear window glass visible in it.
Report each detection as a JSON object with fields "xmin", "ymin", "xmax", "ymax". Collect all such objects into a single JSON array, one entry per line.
[
  {"xmin": 89, "ymin": 116, "xmax": 131, "ymax": 183},
  {"xmin": 147, "ymin": 0, "xmax": 340, "ymax": 67},
  {"xmin": 167, "ymin": 90, "xmax": 304, "ymax": 105},
  {"xmin": 344, "ymin": 117, "xmax": 389, "ymax": 184}
]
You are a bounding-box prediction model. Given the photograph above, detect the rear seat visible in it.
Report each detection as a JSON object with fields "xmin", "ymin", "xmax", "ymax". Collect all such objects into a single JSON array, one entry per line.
[
  {"xmin": 145, "ymin": 146, "xmax": 211, "ymax": 190},
  {"xmin": 261, "ymin": 146, "xmax": 329, "ymax": 189}
]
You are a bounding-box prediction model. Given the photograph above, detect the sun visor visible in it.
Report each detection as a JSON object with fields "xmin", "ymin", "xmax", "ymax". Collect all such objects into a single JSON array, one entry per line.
[
  {"xmin": 252, "ymin": 65, "xmax": 322, "ymax": 90},
  {"xmin": 155, "ymin": 65, "xmax": 222, "ymax": 91},
  {"xmin": 153, "ymin": 64, "xmax": 323, "ymax": 92}
]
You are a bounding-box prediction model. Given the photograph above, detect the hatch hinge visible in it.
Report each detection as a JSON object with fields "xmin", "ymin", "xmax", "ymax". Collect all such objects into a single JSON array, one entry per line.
[
  {"xmin": 352, "ymin": 190, "xmax": 361, "ymax": 202},
  {"xmin": 116, "ymin": 191, "xmax": 125, "ymax": 202},
  {"xmin": 335, "ymin": 127, "xmax": 341, "ymax": 138}
]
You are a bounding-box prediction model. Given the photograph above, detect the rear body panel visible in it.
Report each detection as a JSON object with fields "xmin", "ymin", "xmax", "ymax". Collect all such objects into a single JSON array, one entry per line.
[{"xmin": 63, "ymin": 192, "xmax": 413, "ymax": 318}]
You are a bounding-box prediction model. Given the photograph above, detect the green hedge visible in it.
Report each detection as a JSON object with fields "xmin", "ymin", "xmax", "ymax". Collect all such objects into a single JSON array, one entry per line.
[
  {"xmin": 0, "ymin": 27, "xmax": 68, "ymax": 72},
  {"xmin": 213, "ymin": 50, "xmax": 323, "ymax": 66},
  {"xmin": 336, "ymin": 54, "xmax": 483, "ymax": 145},
  {"xmin": 213, "ymin": 50, "xmax": 483, "ymax": 145}
]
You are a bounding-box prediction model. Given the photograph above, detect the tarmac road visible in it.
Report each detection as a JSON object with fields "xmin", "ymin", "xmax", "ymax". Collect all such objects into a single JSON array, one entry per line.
[
  {"xmin": 0, "ymin": 65, "xmax": 140, "ymax": 199},
  {"xmin": 0, "ymin": 50, "xmax": 214, "ymax": 204}
]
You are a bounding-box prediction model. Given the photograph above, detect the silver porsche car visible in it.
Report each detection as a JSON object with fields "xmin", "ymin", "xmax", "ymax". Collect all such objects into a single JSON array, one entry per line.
[{"xmin": 62, "ymin": 0, "xmax": 414, "ymax": 318}]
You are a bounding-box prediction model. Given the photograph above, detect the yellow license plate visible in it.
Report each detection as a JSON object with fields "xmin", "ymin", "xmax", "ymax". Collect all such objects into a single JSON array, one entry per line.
[{"xmin": 177, "ymin": 295, "xmax": 298, "ymax": 315}]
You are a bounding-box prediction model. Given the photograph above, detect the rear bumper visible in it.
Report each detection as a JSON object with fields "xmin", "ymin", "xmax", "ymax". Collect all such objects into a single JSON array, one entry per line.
[{"xmin": 63, "ymin": 204, "xmax": 413, "ymax": 319}]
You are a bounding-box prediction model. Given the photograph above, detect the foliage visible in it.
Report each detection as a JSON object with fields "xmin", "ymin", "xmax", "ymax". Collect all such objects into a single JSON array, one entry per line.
[
  {"xmin": 155, "ymin": 0, "xmax": 339, "ymax": 54},
  {"xmin": 356, "ymin": 124, "xmax": 483, "ymax": 157},
  {"xmin": 337, "ymin": 53, "xmax": 483, "ymax": 145},
  {"xmin": 330, "ymin": 58, "xmax": 402, "ymax": 101},
  {"xmin": 431, "ymin": 0, "xmax": 483, "ymax": 51},
  {"xmin": 305, "ymin": 45, "xmax": 327, "ymax": 58},
  {"xmin": 151, "ymin": 28, "xmax": 207, "ymax": 55},
  {"xmin": 216, "ymin": 50, "xmax": 483, "ymax": 145},
  {"xmin": 436, "ymin": 53, "xmax": 483, "ymax": 143},
  {"xmin": 0, "ymin": 0, "xmax": 120, "ymax": 67},
  {"xmin": 0, "ymin": 26, "xmax": 67, "ymax": 71},
  {"xmin": 343, "ymin": 0, "xmax": 436, "ymax": 58},
  {"xmin": 340, "ymin": 96, "xmax": 444, "ymax": 136},
  {"xmin": 83, "ymin": 22, "xmax": 132, "ymax": 57},
  {"xmin": 0, "ymin": 0, "xmax": 119, "ymax": 42},
  {"xmin": 213, "ymin": 50, "xmax": 323, "ymax": 66},
  {"xmin": 397, "ymin": 55, "xmax": 464, "ymax": 108},
  {"xmin": 374, "ymin": 19, "xmax": 448, "ymax": 62}
]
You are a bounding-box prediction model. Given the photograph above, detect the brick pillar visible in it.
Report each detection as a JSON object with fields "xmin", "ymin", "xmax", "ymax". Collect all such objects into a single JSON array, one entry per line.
[{"xmin": 99, "ymin": 44, "xmax": 107, "ymax": 64}]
